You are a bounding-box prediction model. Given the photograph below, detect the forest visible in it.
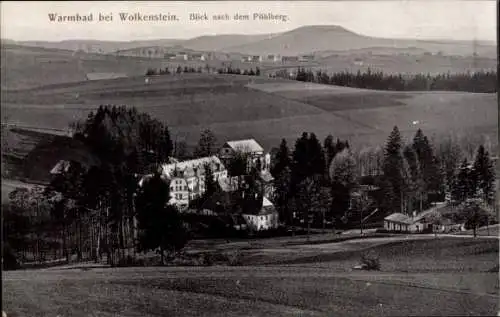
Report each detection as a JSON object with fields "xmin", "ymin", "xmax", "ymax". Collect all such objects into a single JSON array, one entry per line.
[{"xmin": 272, "ymin": 68, "xmax": 497, "ymax": 93}]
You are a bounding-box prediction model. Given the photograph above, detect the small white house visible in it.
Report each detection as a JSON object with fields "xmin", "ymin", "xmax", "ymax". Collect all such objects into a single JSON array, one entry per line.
[
  {"xmin": 384, "ymin": 213, "xmax": 412, "ymax": 232},
  {"xmin": 242, "ymin": 197, "xmax": 279, "ymax": 231}
]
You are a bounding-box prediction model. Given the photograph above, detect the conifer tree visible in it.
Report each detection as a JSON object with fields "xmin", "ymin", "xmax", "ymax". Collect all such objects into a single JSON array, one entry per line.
[
  {"xmin": 202, "ymin": 163, "xmax": 217, "ymax": 199},
  {"xmin": 412, "ymin": 129, "xmax": 443, "ymax": 203},
  {"xmin": 472, "ymin": 145, "xmax": 495, "ymax": 204},
  {"xmin": 452, "ymin": 159, "xmax": 472, "ymax": 202},
  {"xmin": 271, "ymin": 139, "xmax": 291, "ymax": 178},
  {"xmin": 323, "ymin": 135, "xmax": 336, "ymax": 170},
  {"xmin": 273, "ymin": 166, "xmax": 292, "ymax": 224},
  {"xmin": 403, "ymin": 145, "xmax": 424, "ymax": 213},
  {"xmin": 291, "ymin": 132, "xmax": 310, "ymax": 191},
  {"xmin": 382, "ymin": 126, "xmax": 405, "ymax": 214},
  {"xmin": 436, "ymin": 137, "xmax": 463, "ymax": 200},
  {"xmin": 308, "ymin": 133, "xmax": 325, "ymax": 177},
  {"xmin": 194, "ymin": 129, "xmax": 217, "ymax": 158}
]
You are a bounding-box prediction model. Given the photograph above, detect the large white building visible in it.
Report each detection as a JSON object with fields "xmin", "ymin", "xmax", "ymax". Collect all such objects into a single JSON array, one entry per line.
[
  {"xmin": 219, "ymin": 139, "xmax": 271, "ymax": 173},
  {"xmin": 161, "ymin": 156, "xmax": 227, "ymax": 210}
]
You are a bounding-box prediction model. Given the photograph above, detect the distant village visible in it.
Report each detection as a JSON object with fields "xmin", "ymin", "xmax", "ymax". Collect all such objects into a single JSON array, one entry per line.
[{"xmin": 113, "ymin": 47, "xmax": 316, "ymax": 64}]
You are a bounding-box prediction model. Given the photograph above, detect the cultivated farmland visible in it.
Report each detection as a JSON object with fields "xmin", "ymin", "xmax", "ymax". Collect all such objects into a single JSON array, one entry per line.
[{"xmin": 2, "ymin": 73, "xmax": 497, "ymax": 154}]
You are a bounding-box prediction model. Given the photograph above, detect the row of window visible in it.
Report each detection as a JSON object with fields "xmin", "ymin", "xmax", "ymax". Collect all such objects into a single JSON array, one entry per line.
[
  {"xmin": 246, "ymin": 215, "xmax": 272, "ymax": 222},
  {"xmin": 175, "ymin": 193, "xmax": 185, "ymax": 200},
  {"xmin": 171, "ymin": 185, "xmax": 189, "ymax": 191}
]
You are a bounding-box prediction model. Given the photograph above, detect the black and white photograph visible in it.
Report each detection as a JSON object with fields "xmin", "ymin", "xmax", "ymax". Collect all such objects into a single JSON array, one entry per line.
[{"xmin": 1, "ymin": 1, "xmax": 498, "ymax": 316}]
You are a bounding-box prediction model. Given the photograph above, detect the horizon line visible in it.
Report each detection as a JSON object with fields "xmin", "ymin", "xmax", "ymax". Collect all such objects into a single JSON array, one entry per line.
[{"xmin": 1, "ymin": 24, "xmax": 496, "ymax": 44}]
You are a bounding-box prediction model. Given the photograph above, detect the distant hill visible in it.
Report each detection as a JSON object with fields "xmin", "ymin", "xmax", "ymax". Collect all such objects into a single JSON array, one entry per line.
[
  {"xmin": 6, "ymin": 25, "xmax": 496, "ymax": 58},
  {"xmin": 223, "ymin": 25, "xmax": 496, "ymax": 57},
  {"xmin": 10, "ymin": 39, "xmax": 184, "ymax": 54},
  {"xmin": 180, "ymin": 34, "xmax": 277, "ymax": 51}
]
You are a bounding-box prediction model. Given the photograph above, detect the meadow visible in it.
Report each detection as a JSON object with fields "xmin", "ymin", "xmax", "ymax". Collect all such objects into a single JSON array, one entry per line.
[
  {"xmin": 3, "ymin": 72, "xmax": 497, "ymax": 153},
  {"xmin": 3, "ymin": 237, "xmax": 498, "ymax": 317}
]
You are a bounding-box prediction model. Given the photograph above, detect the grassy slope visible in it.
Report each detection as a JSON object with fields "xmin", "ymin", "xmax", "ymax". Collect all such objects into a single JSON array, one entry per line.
[
  {"xmin": 1, "ymin": 45, "xmax": 224, "ymax": 90},
  {"xmin": 3, "ymin": 237, "xmax": 498, "ymax": 317},
  {"xmin": 3, "ymin": 74, "xmax": 496, "ymax": 152},
  {"xmin": 2, "ymin": 43, "xmax": 496, "ymax": 90}
]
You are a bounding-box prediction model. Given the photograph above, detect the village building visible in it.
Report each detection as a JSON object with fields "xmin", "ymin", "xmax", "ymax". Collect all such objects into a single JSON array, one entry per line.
[
  {"xmin": 50, "ymin": 160, "xmax": 73, "ymax": 175},
  {"xmin": 383, "ymin": 213, "xmax": 412, "ymax": 232},
  {"xmin": 281, "ymin": 56, "xmax": 299, "ymax": 63},
  {"xmin": 175, "ymin": 52, "xmax": 188, "ymax": 61},
  {"xmin": 164, "ymin": 53, "xmax": 176, "ymax": 60},
  {"xmin": 299, "ymin": 54, "xmax": 315, "ymax": 62},
  {"xmin": 242, "ymin": 197, "xmax": 279, "ymax": 231},
  {"xmin": 219, "ymin": 139, "xmax": 270, "ymax": 173},
  {"xmin": 189, "ymin": 53, "xmax": 206, "ymax": 61},
  {"xmin": 242, "ymin": 55, "xmax": 263, "ymax": 62},
  {"xmin": 265, "ymin": 54, "xmax": 281, "ymax": 62},
  {"xmin": 138, "ymin": 156, "xmax": 227, "ymax": 210}
]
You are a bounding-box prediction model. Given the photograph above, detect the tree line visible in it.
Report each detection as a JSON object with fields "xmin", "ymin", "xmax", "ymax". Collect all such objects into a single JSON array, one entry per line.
[
  {"xmin": 146, "ymin": 66, "xmax": 203, "ymax": 76},
  {"xmin": 272, "ymin": 68, "xmax": 497, "ymax": 93},
  {"xmin": 216, "ymin": 66, "xmax": 261, "ymax": 76},
  {"xmin": 145, "ymin": 65, "xmax": 262, "ymax": 77},
  {"xmin": 269, "ymin": 127, "xmax": 496, "ymax": 233}
]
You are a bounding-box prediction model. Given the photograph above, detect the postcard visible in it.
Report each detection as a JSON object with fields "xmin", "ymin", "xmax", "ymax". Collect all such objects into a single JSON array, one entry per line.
[{"xmin": 1, "ymin": 1, "xmax": 498, "ymax": 316}]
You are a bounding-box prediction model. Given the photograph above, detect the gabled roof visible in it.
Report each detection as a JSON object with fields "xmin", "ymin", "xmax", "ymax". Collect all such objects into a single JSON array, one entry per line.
[
  {"xmin": 384, "ymin": 213, "xmax": 412, "ymax": 224},
  {"xmin": 50, "ymin": 160, "xmax": 72, "ymax": 175},
  {"xmin": 224, "ymin": 139, "xmax": 264, "ymax": 153},
  {"xmin": 243, "ymin": 197, "xmax": 277, "ymax": 216},
  {"xmin": 161, "ymin": 156, "xmax": 225, "ymax": 178}
]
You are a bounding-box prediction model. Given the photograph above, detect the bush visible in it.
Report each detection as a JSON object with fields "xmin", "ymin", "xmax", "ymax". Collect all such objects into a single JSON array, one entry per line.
[{"xmin": 360, "ymin": 251, "xmax": 381, "ymax": 271}]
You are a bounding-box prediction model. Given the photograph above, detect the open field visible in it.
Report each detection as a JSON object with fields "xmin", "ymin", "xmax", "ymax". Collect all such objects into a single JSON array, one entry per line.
[
  {"xmin": 1, "ymin": 44, "xmax": 231, "ymax": 90},
  {"xmin": 3, "ymin": 237, "xmax": 498, "ymax": 316},
  {"xmin": 2, "ymin": 41, "xmax": 496, "ymax": 90},
  {"xmin": 2, "ymin": 74, "xmax": 497, "ymax": 151}
]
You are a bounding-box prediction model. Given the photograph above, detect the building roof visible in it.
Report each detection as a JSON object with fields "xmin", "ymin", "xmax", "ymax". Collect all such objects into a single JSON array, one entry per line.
[
  {"xmin": 224, "ymin": 139, "xmax": 264, "ymax": 153},
  {"xmin": 161, "ymin": 156, "xmax": 225, "ymax": 178},
  {"xmin": 137, "ymin": 173, "xmax": 169, "ymax": 187},
  {"xmin": 243, "ymin": 197, "xmax": 277, "ymax": 216},
  {"xmin": 384, "ymin": 213, "xmax": 412, "ymax": 224},
  {"xmin": 50, "ymin": 160, "xmax": 72, "ymax": 175}
]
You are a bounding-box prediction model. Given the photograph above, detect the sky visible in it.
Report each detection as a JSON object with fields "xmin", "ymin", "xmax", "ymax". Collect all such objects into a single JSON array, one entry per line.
[{"xmin": 0, "ymin": 1, "xmax": 496, "ymax": 42}]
